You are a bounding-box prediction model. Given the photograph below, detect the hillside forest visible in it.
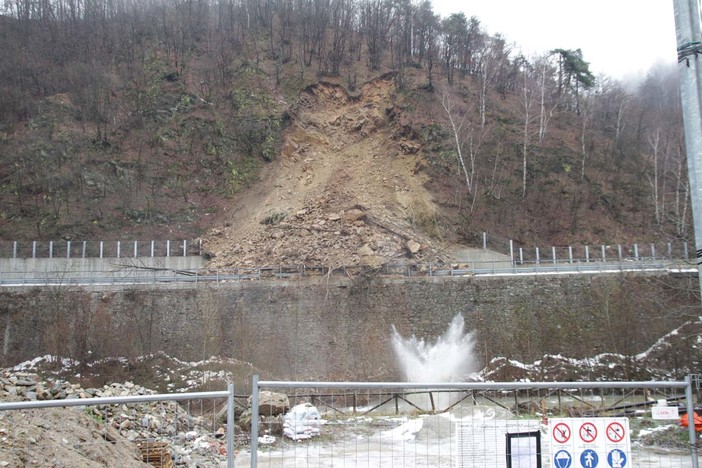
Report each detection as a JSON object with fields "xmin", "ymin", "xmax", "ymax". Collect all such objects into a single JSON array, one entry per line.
[{"xmin": 0, "ymin": 0, "xmax": 689, "ymax": 249}]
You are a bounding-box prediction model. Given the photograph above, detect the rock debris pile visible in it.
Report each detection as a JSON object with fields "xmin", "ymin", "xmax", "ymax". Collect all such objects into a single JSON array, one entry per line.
[
  {"xmin": 0, "ymin": 371, "xmax": 236, "ymax": 467},
  {"xmin": 204, "ymin": 76, "xmax": 448, "ymax": 269}
]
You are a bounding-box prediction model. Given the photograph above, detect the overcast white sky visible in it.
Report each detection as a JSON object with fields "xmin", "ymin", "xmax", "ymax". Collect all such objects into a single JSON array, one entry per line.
[{"xmin": 431, "ymin": 0, "xmax": 678, "ymax": 81}]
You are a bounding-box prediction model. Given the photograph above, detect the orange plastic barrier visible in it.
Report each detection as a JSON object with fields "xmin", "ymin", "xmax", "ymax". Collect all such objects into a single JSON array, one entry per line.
[{"xmin": 679, "ymin": 412, "xmax": 702, "ymax": 432}]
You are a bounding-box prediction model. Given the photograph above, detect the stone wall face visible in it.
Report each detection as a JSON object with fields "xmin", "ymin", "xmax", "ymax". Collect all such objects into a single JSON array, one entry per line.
[{"xmin": 0, "ymin": 273, "xmax": 698, "ymax": 380}]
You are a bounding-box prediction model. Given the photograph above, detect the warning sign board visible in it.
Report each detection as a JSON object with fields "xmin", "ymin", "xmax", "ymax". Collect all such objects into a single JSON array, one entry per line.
[
  {"xmin": 552, "ymin": 422, "xmax": 571, "ymax": 444},
  {"xmin": 549, "ymin": 418, "xmax": 630, "ymax": 467},
  {"xmin": 579, "ymin": 422, "xmax": 597, "ymax": 443},
  {"xmin": 606, "ymin": 422, "xmax": 625, "ymax": 443}
]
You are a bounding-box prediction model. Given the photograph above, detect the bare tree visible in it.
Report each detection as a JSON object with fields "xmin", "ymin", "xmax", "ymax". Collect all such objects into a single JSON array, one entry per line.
[
  {"xmin": 441, "ymin": 86, "xmax": 482, "ymax": 211},
  {"xmin": 519, "ymin": 60, "xmax": 540, "ymax": 198},
  {"xmin": 361, "ymin": 0, "xmax": 391, "ymax": 71},
  {"xmin": 579, "ymin": 91, "xmax": 594, "ymax": 181}
]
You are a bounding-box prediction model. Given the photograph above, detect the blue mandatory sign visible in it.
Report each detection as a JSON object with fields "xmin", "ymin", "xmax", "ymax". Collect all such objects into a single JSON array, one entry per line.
[
  {"xmin": 580, "ymin": 449, "xmax": 599, "ymax": 467},
  {"xmin": 607, "ymin": 449, "xmax": 627, "ymax": 467},
  {"xmin": 554, "ymin": 449, "xmax": 572, "ymax": 468}
]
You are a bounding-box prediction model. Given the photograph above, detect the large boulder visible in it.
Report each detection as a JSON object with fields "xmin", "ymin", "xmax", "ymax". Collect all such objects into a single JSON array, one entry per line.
[{"xmin": 248, "ymin": 391, "xmax": 290, "ymax": 417}]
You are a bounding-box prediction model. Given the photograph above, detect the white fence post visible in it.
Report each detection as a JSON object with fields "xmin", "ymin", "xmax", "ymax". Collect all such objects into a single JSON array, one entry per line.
[
  {"xmin": 49, "ymin": 241, "xmax": 53, "ymax": 258},
  {"xmin": 117, "ymin": 241, "xmax": 121, "ymax": 259},
  {"xmin": 67, "ymin": 241, "xmax": 71, "ymax": 259},
  {"xmin": 32, "ymin": 241, "xmax": 37, "ymax": 259},
  {"xmin": 151, "ymin": 240, "xmax": 155, "ymax": 257},
  {"xmin": 251, "ymin": 375, "xmax": 260, "ymax": 465}
]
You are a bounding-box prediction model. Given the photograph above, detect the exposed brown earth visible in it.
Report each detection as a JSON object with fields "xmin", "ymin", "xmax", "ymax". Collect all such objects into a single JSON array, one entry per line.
[{"xmin": 203, "ymin": 74, "xmax": 450, "ymax": 269}]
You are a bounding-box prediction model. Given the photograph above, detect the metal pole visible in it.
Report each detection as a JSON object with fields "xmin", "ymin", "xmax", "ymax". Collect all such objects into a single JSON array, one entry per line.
[
  {"xmin": 685, "ymin": 374, "xmax": 700, "ymax": 468},
  {"xmin": 674, "ymin": 0, "xmax": 702, "ymax": 296},
  {"xmin": 134, "ymin": 240, "xmax": 138, "ymax": 258},
  {"xmin": 227, "ymin": 383, "xmax": 235, "ymax": 468},
  {"xmin": 67, "ymin": 241, "xmax": 71, "ymax": 259},
  {"xmin": 585, "ymin": 245, "xmax": 590, "ymax": 263},
  {"xmin": 482, "ymin": 232, "xmax": 487, "ymax": 250},
  {"xmin": 49, "ymin": 241, "xmax": 53, "ymax": 258},
  {"xmin": 568, "ymin": 246, "xmax": 573, "ymax": 263},
  {"xmin": 82, "ymin": 241, "xmax": 86, "ymax": 258},
  {"xmin": 601, "ymin": 245, "xmax": 606, "ymax": 262},
  {"xmin": 251, "ymin": 375, "xmax": 260, "ymax": 468},
  {"xmin": 12, "ymin": 241, "xmax": 17, "ymax": 259},
  {"xmin": 167, "ymin": 240, "xmax": 170, "ymax": 257},
  {"xmin": 117, "ymin": 241, "xmax": 121, "ymax": 259},
  {"xmin": 509, "ymin": 240, "xmax": 514, "ymax": 264},
  {"xmin": 535, "ymin": 247, "xmax": 540, "ymax": 265},
  {"xmin": 183, "ymin": 240, "xmax": 187, "ymax": 257},
  {"xmin": 32, "ymin": 241, "xmax": 36, "ymax": 259},
  {"xmin": 552, "ymin": 246, "xmax": 557, "ymax": 264}
]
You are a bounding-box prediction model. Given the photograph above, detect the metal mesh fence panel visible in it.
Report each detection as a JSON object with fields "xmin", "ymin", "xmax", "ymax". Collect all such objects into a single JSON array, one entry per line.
[
  {"xmin": 245, "ymin": 379, "xmax": 699, "ymax": 467},
  {"xmin": 0, "ymin": 386, "xmax": 237, "ymax": 467}
]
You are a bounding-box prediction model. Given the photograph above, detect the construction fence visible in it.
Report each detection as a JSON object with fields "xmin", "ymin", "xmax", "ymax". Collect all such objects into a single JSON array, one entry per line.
[
  {"xmin": 0, "ymin": 377, "xmax": 700, "ymax": 467},
  {"xmin": 247, "ymin": 377, "xmax": 701, "ymax": 467}
]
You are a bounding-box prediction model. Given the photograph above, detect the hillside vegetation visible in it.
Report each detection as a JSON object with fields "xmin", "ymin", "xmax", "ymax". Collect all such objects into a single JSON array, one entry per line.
[{"xmin": 0, "ymin": 0, "xmax": 689, "ymax": 264}]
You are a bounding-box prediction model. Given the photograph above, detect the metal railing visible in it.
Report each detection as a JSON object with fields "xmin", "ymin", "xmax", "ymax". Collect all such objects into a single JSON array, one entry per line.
[
  {"xmin": 0, "ymin": 257, "xmax": 696, "ymax": 287},
  {"xmin": 249, "ymin": 376, "xmax": 700, "ymax": 468},
  {"xmin": 0, "ymin": 385, "xmax": 236, "ymax": 467},
  {"xmin": 0, "ymin": 239, "xmax": 202, "ymax": 259}
]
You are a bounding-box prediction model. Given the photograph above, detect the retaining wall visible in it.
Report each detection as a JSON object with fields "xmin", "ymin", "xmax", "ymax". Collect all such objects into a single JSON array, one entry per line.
[
  {"xmin": 0, "ymin": 257, "xmax": 206, "ymax": 276},
  {"xmin": 0, "ymin": 272, "xmax": 698, "ymax": 380}
]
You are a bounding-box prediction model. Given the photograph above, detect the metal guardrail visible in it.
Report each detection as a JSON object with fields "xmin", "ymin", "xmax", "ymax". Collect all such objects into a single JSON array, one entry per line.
[{"xmin": 0, "ymin": 258, "xmax": 696, "ymax": 287}]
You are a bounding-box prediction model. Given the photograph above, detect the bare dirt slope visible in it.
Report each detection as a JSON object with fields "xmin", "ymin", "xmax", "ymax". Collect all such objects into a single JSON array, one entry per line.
[
  {"xmin": 0, "ymin": 407, "xmax": 148, "ymax": 467},
  {"xmin": 204, "ymin": 75, "xmax": 448, "ymax": 269}
]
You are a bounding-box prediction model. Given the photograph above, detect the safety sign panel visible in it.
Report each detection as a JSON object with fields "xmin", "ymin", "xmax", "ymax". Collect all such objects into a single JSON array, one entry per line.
[
  {"xmin": 549, "ymin": 418, "xmax": 630, "ymax": 468},
  {"xmin": 553, "ymin": 422, "xmax": 571, "ymax": 444},
  {"xmin": 607, "ymin": 448, "xmax": 627, "ymax": 467},
  {"xmin": 605, "ymin": 422, "xmax": 625, "ymax": 443},
  {"xmin": 580, "ymin": 449, "xmax": 599, "ymax": 467},
  {"xmin": 579, "ymin": 422, "xmax": 597, "ymax": 443},
  {"xmin": 554, "ymin": 449, "xmax": 572, "ymax": 468}
]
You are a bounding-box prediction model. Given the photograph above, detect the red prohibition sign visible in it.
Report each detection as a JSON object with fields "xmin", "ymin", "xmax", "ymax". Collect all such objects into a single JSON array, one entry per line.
[
  {"xmin": 606, "ymin": 422, "xmax": 626, "ymax": 443},
  {"xmin": 579, "ymin": 422, "xmax": 597, "ymax": 443},
  {"xmin": 553, "ymin": 422, "xmax": 571, "ymax": 443}
]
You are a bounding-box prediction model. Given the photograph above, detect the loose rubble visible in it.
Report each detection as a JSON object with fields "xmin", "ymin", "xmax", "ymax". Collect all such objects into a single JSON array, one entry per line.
[
  {"xmin": 203, "ymin": 77, "xmax": 449, "ymax": 269},
  {"xmin": 0, "ymin": 371, "xmax": 236, "ymax": 467}
]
